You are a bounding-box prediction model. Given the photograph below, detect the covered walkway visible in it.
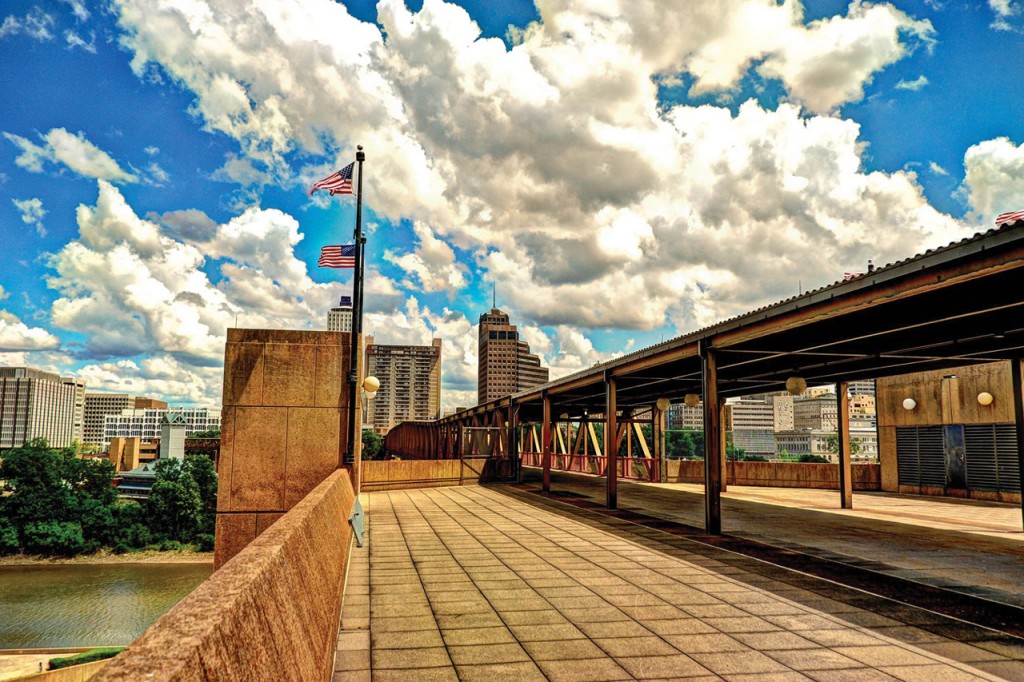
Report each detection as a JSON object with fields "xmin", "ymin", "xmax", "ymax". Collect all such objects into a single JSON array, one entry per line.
[{"xmin": 333, "ymin": 485, "xmax": 1024, "ymax": 681}]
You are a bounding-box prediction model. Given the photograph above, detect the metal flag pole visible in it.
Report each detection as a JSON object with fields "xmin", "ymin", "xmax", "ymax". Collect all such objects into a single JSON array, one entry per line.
[{"xmin": 345, "ymin": 145, "xmax": 366, "ymax": 465}]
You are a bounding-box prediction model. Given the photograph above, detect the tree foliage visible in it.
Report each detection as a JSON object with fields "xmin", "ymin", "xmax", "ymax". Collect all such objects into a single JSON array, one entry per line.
[
  {"xmin": 362, "ymin": 430, "xmax": 383, "ymax": 460},
  {"xmin": 0, "ymin": 440, "xmax": 217, "ymax": 556}
]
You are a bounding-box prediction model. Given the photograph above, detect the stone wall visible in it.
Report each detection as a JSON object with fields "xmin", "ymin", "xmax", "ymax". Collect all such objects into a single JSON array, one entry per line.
[
  {"xmin": 93, "ymin": 469, "xmax": 356, "ymax": 682},
  {"xmin": 215, "ymin": 329, "xmax": 355, "ymax": 568},
  {"xmin": 665, "ymin": 460, "xmax": 881, "ymax": 490}
]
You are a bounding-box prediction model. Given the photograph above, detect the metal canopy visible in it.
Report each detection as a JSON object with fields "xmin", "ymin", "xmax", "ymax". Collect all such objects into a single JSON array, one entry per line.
[{"xmin": 442, "ymin": 222, "xmax": 1024, "ymax": 422}]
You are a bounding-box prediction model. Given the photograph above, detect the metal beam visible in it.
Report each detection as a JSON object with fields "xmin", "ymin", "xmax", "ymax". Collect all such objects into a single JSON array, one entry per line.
[
  {"xmin": 837, "ymin": 381, "xmax": 853, "ymax": 509},
  {"xmin": 701, "ymin": 342, "xmax": 722, "ymax": 535},
  {"xmin": 542, "ymin": 393, "xmax": 552, "ymax": 493},
  {"xmin": 605, "ymin": 373, "xmax": 618, "ymax": 509}
]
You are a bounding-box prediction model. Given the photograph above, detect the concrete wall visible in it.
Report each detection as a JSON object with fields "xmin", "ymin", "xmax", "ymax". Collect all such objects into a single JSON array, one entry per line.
[
  {"xmin": 93, "ymin": 469, "xmax": 356, "ymax": 682},
  {"xmin": 215, "ymin": 329, "xmax": 355, "ymax": 568},
  {"xmin": 13, "ymin": 660, "xmax": 109, "ymax": 682},
  {"xmin": 665, "ymin": 460, "xmax": 881, "ymax": 490},
  {"xmin": 361, "ymin": 457, "xmax": 512, "ymax": 491}
]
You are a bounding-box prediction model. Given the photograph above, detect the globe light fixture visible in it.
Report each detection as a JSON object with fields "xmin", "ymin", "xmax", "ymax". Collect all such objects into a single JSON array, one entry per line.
[
  {"xmin": 902, "ymin": 397, "xmax": 917, "ymax": 410},
  {"xmin": 656, "ymin": 397, "xmax": 671, "ymax": 411},
  {"xmin": 785, "ymin": 376, "xmax": 807, "ymax": 396},
  {"xmin": 683, "ymin": 393, "xmax": 700, "ymax": 408},
  {"xmin": 559, "ymin": 412, "xmax": 570, "ymax": 419},
  {"xmin": 978, "ymin": 391, "xmax": 994, "ymax": 406},
  {"xmin": 362, "ymin": 375, "xmax": 380, "ymax": 400}
]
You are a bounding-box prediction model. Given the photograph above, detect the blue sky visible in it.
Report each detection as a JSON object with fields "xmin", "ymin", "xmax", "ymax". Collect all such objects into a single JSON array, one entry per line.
[{"xmin": 1, "ymin": 0, "xmax": 1022, "ymax": 409}]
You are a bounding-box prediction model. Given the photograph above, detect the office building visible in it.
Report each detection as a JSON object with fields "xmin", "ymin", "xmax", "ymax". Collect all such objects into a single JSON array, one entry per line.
[
  {"xmin": 84, "ymin": 393, "xmax": 169, "ymax": 447},
  {"xmin": 794, "ymin": 394, "xmax": 839, "ymax": 430},
  {"xmin": 477, "ymin": 307, "xmax": 549, "ymax": 404},
  {"xmin": 365, "ymin": 337, "xmax": 442, "ymax": 435},
  {"xmin": 848, "ymin": 379, "xmax": 876, "ymax": 397},
  {"xmin": 327, "ymin": 296, "xmax": 354, "ymax": 333},
  {"xmin": 0, "ymin": 366, "xmax": 85, "ymax": 449},
  {"xmin": 103, "ymin": 407, "xmax": 221, "ymax": 444}
]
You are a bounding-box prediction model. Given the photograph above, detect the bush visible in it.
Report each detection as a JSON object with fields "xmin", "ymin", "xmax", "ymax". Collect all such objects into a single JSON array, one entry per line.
[
  {"xmin": 159, "ymin": 539, "xmax": 189, "ymax": 552},
  {"xmin": 797, "ymin": 454, "xmax": 831, "ymax": 463},
  {"xmin": 194, "ymin": 533, "xmax": 215, "ymax": 552},
  {"xmin": 117, "ymin": 523, "xmax": 153, "ymax": 550},
  {"xmin": 78, "ymin": 498, "xmax": 118, "ymax": 546},
  {"xmin": 22, "ymin": 521, "xmax": 86, "ymax": 556},
  {"xmin": 49, "ymin": 647, "xmax": 124, "ymax": 670},
  {"xmin": 741, "ymin": 455, "xmax": 769, "ymax": 462},
  {"xmin": 111, "ymin": 542, "xmax": 130, "ymax": 555},
  {"xmin": 0, "ymin": 519, "xmax": 20, "ymax": 555}
]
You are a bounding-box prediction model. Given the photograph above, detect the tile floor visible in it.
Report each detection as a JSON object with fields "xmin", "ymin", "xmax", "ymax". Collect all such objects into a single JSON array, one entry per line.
[{"xmin": 334, "ymin": 485, "xmax": 1023, "ymax": 681}]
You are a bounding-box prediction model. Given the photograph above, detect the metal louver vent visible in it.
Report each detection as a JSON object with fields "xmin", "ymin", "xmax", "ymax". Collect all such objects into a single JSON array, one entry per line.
[{"xmin": 964, "ymin": 424, "xmax": 998, "ymax": 491}]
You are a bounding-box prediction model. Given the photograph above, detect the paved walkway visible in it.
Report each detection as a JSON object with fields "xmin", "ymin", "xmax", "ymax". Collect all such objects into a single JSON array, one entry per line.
[
  {"xmin": 333, "ymin": 485, "xmax": 1024, "ymax": 681},
  {"xmin": 524, "ymin": 471, "xmax": 1024, "ymax": 607}
]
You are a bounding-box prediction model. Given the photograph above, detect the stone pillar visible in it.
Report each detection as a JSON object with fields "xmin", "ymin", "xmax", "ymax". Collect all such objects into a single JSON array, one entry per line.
[{"xmin": 215, "ymin": 329, "xmax": 352, "ymax": 569}]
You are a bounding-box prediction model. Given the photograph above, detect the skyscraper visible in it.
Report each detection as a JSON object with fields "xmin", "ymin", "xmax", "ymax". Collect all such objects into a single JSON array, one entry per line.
[
  {"xmin": 477, "ymin": 307, "xmax": 549, "ymax": 405},
  {"xmin": 327, "ymin": 295, "xmax": 354, "ymax": 333},
  {"xmin": 0, "ymin": 366, "xmax": 86, "ymax": 449},
  {"xmin": 365, "ymin": 337, "xmax": 442, "ymax": 434}
]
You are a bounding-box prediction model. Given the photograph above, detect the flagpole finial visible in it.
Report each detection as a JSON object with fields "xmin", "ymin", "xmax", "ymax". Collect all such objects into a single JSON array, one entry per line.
[{"xmin": 356, "ymin": 145, "xmax": 365, "ymax": 162}]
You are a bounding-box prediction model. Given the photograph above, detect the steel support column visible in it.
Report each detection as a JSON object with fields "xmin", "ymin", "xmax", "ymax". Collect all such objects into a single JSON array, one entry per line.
[
  {"xmin": 1011, "ymin": 360, "xmax": 1024, "ymax": 532},
  {"xmin": 605, "ymin": 373, "xmax": 618, "ymax": 509},
  {"xmin": 653, "ymin": 403, "xmax": 666, "ymax": 483},
  {"xmin": 701, "ymin": 342, "xmax": 722, "ymax": 535},
  {"xmin": 542, "ymin": 392, "xmax": 552, "ymax": 493},
  {"xmin": 837, "ymin": 381, "xmax": 853, "ymax": 509}
]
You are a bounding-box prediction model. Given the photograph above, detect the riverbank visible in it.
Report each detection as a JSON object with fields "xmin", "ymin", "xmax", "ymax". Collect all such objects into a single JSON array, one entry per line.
[{"xmin": 0, "ymin": 549, "xmax": 213, "ymax": 566}]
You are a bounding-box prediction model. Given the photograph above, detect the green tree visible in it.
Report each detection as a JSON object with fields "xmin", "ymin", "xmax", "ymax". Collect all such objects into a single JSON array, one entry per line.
[
  {"xmin": 0, "ymin": 519, "xmax": 19, "ymax": 555},
  {"xmin": 798, "ymin": 454, "xmax": 830, "ymax": 463},
  {"xmin": 361, "ymin": 430, "xmax": 383, "ymax": 460},
  {"xmin": 22, "ymin": 521, "xmax": 86, "ymax": 556},
  {"xmin": 147, "ymin": 459, "xmax": 203, "ymax": 542},
  {"xmin": 183, "ymin": 456, "xmax": 218, "ymax": 534},
  {"xmin": 188, "ymin": 429, "xmax": 221, "ymax": 438}
]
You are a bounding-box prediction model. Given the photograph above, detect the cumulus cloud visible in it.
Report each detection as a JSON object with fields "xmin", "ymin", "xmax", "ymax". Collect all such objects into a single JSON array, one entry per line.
[
  {"xmin": 962, "ymin": 137, "xmax": 1024, "ymax": 220},
  {"xmin": 107, "ymin": 0, "xmax": 966, "ymax": 342},
  {"xmin": 4, "ymin": 128, "xmax": 137, "ymax": 183},
  {"xmin": 12, "ymin": 197, "xmax": 47, "ymax": 237},
  {"xmin": 0, "ymin": 309, "xmax": 61, "ymax": 352},
  {"xmin": 72, "ymin": 357, "xmax": 223, "ymax": 405}
]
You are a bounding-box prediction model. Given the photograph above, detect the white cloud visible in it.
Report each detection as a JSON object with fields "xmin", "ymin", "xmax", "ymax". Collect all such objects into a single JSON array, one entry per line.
[
  {"xmin": 895, "ymin": 75, "xmax": 929, "ymax": 91},
  {"xmin": 929, "ymin": 161, "xmax": 948, "ymax": 176},
  {"xmin": 0, "ymin": 8, "xmax": 55, "ymax": 41},
  {"xmin": 384, "ymin": 222, "xmax": 468, "ymax": 295},
  {"xmin": 962, "ymin": 137, "xmax": 1024, "ymax": 221},
  {"xmin": 0, "ymin": 310, "xmax": 61, "ymax": 352},
  {"xmin": 65, "ymin": 30, "xmax": 97, "ymax": 53},
  {"xmin": 60, "ymin": 0, "xmax": 91, "ymax": 22},
  {"xmin": 4, "ymin": 128, "xmax": 137, "ymax": 183},
  {"xmin": 12, "ymin": 197, "xmax": 47, "ymax": 237},
  {"xmin": 72, "ymin": 357, "xmax": 223, "ymax": 405}
]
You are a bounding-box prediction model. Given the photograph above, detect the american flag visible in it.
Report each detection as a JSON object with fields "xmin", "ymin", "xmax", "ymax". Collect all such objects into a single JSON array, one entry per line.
[
  {"xmin": 995, "ymin": 209, "xmax": 1024, "ymax": 227},
  {"xmin": 843, "ymin": 272, "xmax": 863, "ymax": 281},
  {"xmin": 310, "ymin": 162, "xmax": 354, "ymax": 196},
  {"xmin": 319, "ymin": 244, "xmax": 356, "ymax": 268}
]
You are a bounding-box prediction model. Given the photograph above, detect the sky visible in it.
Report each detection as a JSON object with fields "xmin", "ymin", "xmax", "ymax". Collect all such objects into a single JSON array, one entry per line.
[{"xmin": 1, "ymin": 0, "xmax": 1023, "ymax": 412}]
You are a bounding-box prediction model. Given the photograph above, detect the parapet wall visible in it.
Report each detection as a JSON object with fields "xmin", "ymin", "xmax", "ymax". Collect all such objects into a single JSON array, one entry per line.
[
  {"xmin": 93, "ymin": 468, "xmax": 356, "ymax": 682},
  {"xmin": 665, "ymin": 460, "xmax": 881, "ymax": 490}
]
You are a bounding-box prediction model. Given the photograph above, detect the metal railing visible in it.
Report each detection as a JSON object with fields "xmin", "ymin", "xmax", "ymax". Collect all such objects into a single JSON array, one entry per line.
[{"xmin": 520, "ymin": 451, "xmax": 659, "ymax": 482}]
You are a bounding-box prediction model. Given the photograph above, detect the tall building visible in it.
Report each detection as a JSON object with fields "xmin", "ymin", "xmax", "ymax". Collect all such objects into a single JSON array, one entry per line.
[
  {"xmin": 477, "ymin": 307, "xmax": 549, "ymax": 404},
  {"xmin": 84, "ymin": 393, "xmax": 169, "ymax": 447},
  {"xmin": 794, "ymin": 394, "xmax": 839, "ymax": 430},
  {"xmin": 727, "ymin": 395, "xmax": 777, "ymax": 456},
  {"xmin": 327, "ymin": 295, "xmax": 354, "ymax": 333},
  {"xmin": 103, "ymin": 407, "xmax": 221, "ymax": 445},
  {"xmin": 0, "ymin": 366, "xmax": 86, "ymax": 449},
  {"xmin": 365, "ymin": 337, "xmax": 442, "ymax": 435},
  {"xmin": 848, "ymin": 379, "xmax": 876, "ymax": 397}
]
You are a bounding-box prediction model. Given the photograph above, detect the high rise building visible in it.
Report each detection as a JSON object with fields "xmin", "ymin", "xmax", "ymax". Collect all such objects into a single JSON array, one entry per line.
[
  {"xmin": 0, "ymin": 366, "xmax": 86, "ymax": 449},
  {"xmin": 477, "ymin": 307, "xmax": 549, "ymax": 404},
  {"xmin": 794, "ymin": 394, "xmax": 839, "ymax": 430},
  {"xmin": 84, "ymin": 393, "xmax": 169, "ymax": 447},
  {"xmin": 848, "ymin": 379, "xmax": 876, "ymax": 397},
  {"xmin": 365, "ymin": 337, "xmax": 442, "ymax": 435},
  {"xmin": 328, "ymin": 295, "xmax": 354, "ymax": 333}
]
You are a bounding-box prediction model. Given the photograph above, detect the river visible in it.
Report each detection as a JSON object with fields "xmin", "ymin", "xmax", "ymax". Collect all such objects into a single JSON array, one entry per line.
[{"xmin": 0, "ymin": 563, "xmax": 212, "ymax": 649}]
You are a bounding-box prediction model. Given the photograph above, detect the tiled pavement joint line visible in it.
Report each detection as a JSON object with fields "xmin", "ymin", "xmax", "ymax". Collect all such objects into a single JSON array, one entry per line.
[
  {"xmin": 505, "ymin": 480, "xmax": 1024, "ymax": 644},
  {"xmin": 452, "ymin": 485, "xmax": 1012, "ymax": 680}
]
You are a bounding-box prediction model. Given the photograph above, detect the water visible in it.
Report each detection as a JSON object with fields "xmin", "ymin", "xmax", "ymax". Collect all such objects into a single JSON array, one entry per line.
[{"xmin": 0, "ymin": 563, "xmax": 212, "ymax": 649}]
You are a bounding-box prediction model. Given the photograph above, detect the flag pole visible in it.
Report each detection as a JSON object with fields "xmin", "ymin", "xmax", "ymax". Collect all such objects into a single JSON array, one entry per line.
[{"xmin": 346, "ymin": 145, "xmax": 366, "ymax": 465}]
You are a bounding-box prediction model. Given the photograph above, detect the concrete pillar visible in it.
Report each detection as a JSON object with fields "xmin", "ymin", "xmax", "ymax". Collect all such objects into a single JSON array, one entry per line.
[
  {"xmin": 542, "ymin": 393, "xmax": 552, "ymax": 493},
  {"xmin": 702, "ymin": 343, "xmax": 722, "ymax": 535},
  {"xmin": 837, "ymin": 381, "xmax": 853, "ymax": 509},
  {"xmin": 1011, "ymin": 360, "xmax": 1024, "ymax": 532},
  {"xmin": 605, "ymin": 373, "xmax": 618, "ymax": 509}
]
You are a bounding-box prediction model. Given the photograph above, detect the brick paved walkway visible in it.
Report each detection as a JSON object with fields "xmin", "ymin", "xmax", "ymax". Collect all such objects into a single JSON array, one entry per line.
[{"xmin": 334, "ymin": 485, "xmax": 1023, "ymax": 681}]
